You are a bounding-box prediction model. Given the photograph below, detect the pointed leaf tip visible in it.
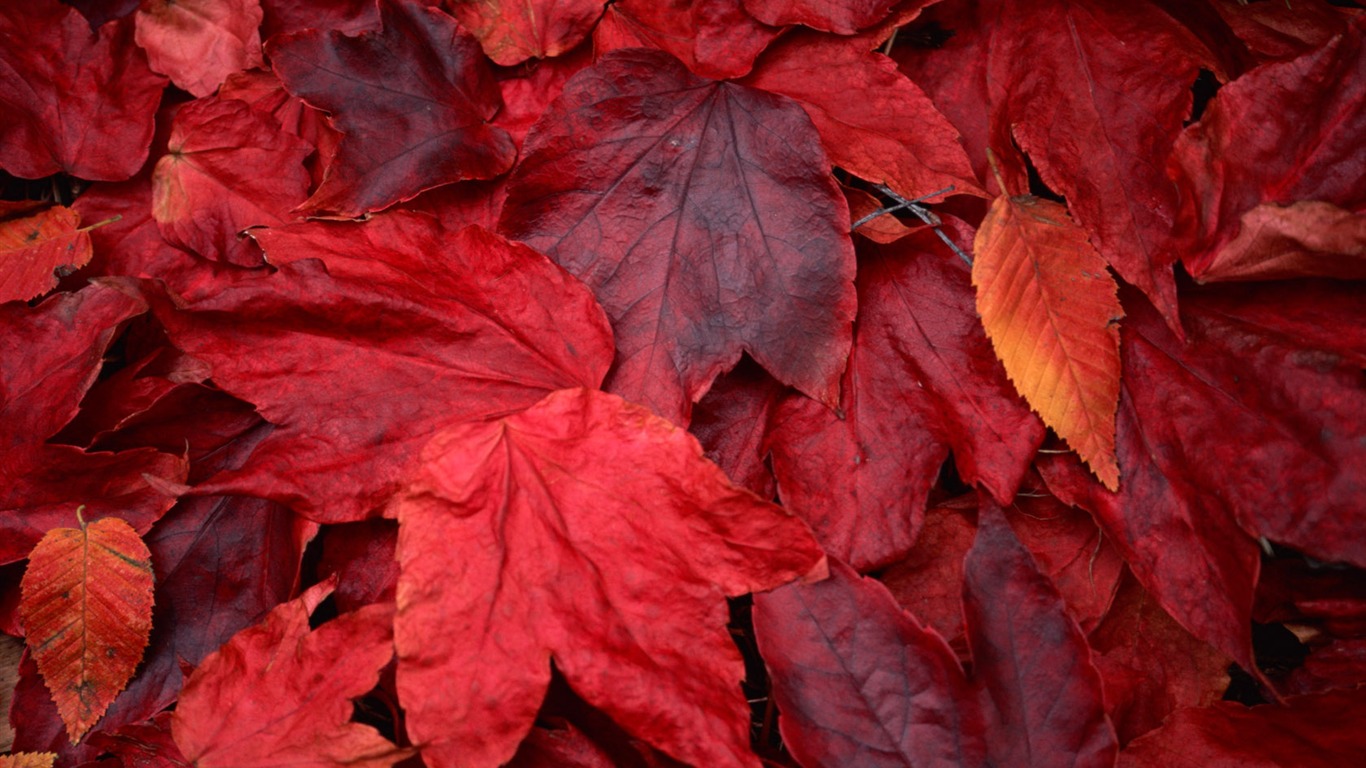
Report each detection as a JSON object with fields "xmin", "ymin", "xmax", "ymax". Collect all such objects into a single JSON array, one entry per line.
[{"xmin": 973, "ymin": 193, "xmax": 1122, "ymax": 490}]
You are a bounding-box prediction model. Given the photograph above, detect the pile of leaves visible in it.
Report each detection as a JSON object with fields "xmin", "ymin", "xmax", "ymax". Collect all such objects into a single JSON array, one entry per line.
[{"xmin": 2, "ymin": 0, "xmax": 1364, "ymax": 765}]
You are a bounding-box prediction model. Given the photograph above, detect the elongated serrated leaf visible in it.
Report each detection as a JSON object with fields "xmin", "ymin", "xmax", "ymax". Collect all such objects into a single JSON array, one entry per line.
[
  {"xmin": 0, "ymin": 753, "xmax": 58, "ymax": 768},
  {"xmin": 973, "ymin": 192, "xmax": 1122, "ymax": 489},
  {"xmin": 19, "ymin": 514, "xmax": 154, "ymax": 742}
]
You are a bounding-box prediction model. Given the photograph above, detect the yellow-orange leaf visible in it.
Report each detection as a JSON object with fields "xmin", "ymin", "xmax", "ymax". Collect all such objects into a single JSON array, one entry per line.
[
  {"xmin": 18, "ymin": 513, "xmax": 154, "ymax": 743},
  {"xmin": 973, "ymin": 193, "xmax": 1122, "ymax": 489},
  {"xmin": 0, "ymin": 753, "xmax": 58, "ymax": 768},
  {"xmin": 0, "ymin": 206, "xmax": 93, "ymax": 303}
]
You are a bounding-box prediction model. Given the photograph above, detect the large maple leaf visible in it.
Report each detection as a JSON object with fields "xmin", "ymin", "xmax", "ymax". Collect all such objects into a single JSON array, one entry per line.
[
  {"xmin": 0, "ymin": 283, "xmax": 185, "ymax": 565},
  {"xmin": 267, "ymin": 0, "xmax": 516, "ymax": 217},
  {"xmin": 500, "ymin": 48, "xmax": 856, "ymax": 425},
  {"xmin": 768, "ymin": 224, "xmax": 1043, "ymax": 570},
  {"xmin": 150, "ymin": 215, "xmax": 612, "ymax": 522},
  {"xmin": 392, "ymin": 388, "xmax": 825, "ymax": 768},
  {"xmin": 0, "ymin": 0, "xmax": 166, "ymax": 181}
]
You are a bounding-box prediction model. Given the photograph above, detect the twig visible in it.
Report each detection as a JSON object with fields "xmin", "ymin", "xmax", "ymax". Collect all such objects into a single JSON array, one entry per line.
[{"xmin": 854, "ymin": 183, "xmax": 974, "ymax": 267}]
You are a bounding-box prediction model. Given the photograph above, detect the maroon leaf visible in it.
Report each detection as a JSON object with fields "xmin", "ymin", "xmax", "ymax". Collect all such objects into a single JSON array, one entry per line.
[
  {"xmin": 965, "ymin": 502, "xmax": 1118, "ymax": 768},
  {"xmin": 150, "ymin": 215, "xmax": 611, "ymax": 522},
  {"xmin": 1118, "ymin": 689, "xmax": 1366, "ymax": 768},
  {"xmin": 0, "ymin": 0, "xmax": 165, "ymax": 181},
  {"xmin": 755, "ymin": 559, "xmax": 986, "ymax": 767},
  {"xmin": 500, "ymin": 49, "xmax": 856, "ymax": 425},
  {"xmin": 267, "ymin": 0, "xmax": 515, "ymax": 217},
  {"xmin": 767, "ymin": 224, "xmax": 1042, "ymax": 569},
  {"xmin": 1170, "ymin": 17, "xmax": 1365, "ymax": 282},
  {"xmin": 0, "ymin": 284, "xmax": 185, "ymax": 565}
]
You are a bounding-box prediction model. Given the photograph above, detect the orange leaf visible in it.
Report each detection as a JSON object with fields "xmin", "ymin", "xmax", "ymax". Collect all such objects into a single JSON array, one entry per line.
[
  {"xmin": 973, "ymin": 193, "xmax": 1122, "ymax": 489},
  {"xmin": 0, "ymin": 753, "xmax": 57, "ymax": 768},
  {"xmin": 18, "ymin": 511, "xmax": 154, "ymax": 743},
  {"xmin": 0, "ymin": 206, "xmax": 93, "ymax": 303}
]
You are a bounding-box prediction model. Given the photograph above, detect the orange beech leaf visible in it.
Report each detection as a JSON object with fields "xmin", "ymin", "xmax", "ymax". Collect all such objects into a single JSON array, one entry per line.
[
  {"xmin": 18, "ymin": 512, "xmax": 154, "ymax": 743},
  {"xmin": 973, "ymin": 188, "xmax": 1122, "ymax": 489},
  {"xmin": 171, "ymin": 582, "xmax": 409, "ymax": 768},
  {"xmin": 0, "ymin": 753, "xmax": 57, "ymax": 768},
  {"xmin": 0, "ymin": 206, "xmax": 93, "ymax": 303}
]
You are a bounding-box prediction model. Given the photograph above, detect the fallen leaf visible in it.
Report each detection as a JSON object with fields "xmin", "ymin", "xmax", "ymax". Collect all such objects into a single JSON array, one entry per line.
[
  {"xmin": 152, "ymin": 96, "xmax": 312, "ymax": 266},
  {"xmin": 1171, "ymin": 18, "xmax": 1366, "ymax": 282},
  {"xmin": 742, "ymin": 0, "xmax": 898, "ymax": 35},
  {"xmin": 741, "ymin": 31, "xmax": 981, "ymax": 201},
  {"xmin": 769, "ymin": 223, "xmax": 1043, "ymax": 569},
  {"xmin": 134, "ymin": 0, "xmax": 265, "ymax": 97},
  {"xmin": 0, "ymin": 0, "xmax": 165, "ymax": 181},
  {"xmin": 500, "ymin": 49, "xmax": 856, "ymax": 425},
  {"xmin": 448, "ymin": 0, "xmax": 605, "ymax": 65},
  {"xmin": 0, "ymin": 283, "xmax": 186, "ymax": 565},
  {"xmin": 1118, "ymin": 689, "xmax": 1366, "ymax": 768},
  {"xmin": 171, "ymin": 582, "xmax": 408, "ymax": 768},
  {"xmin": 0, "ymin": 754, "xmax": 56, "ymax": 768},
  {"xmin": 0, "ymin": 206, "xmax": 93, "ymax": 303},
  {"xmin": 150, "ymin": 216, "xmax": 613, "ymax": 522},
  {"xmin": 973, "ymin": 189, "xmax": 1122, "ymax": 489},
  {"xmin": 393, "ymin": 387, "xmax": 824, "ymax": 768},
  {"xmin": 19, "ymin": 513, "xmax": 154, "ymax": 742},
  {"xmin": 593, "ymin": 0, "xmax": 780, "ymax": 79},
  {"xmin": 267, "ymin": 0, "xmax": 515, "ymax": 216}
]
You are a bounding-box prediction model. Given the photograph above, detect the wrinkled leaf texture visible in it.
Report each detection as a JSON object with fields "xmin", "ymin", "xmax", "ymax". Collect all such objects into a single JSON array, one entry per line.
[{"xmin": 501, "ymin": 48, "xmax": 856, "ymax": 426}]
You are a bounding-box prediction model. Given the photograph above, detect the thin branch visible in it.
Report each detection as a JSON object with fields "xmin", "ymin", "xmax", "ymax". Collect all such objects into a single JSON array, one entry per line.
[{"xmin": 852, "ymin": 183, "xmax": 974, "ymax": 267}]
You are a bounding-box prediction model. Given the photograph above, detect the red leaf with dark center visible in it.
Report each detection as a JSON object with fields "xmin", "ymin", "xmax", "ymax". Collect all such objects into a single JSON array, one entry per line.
[
  {"xmin": 500, "ymin": 49, "xmax": 856, "ymax": 425},
  {"xmin": 267, "ymin": 0, "xmax": 516, "ymax": 217},
  {"xmin": 0, "ymin": 1, "xmax": 165, "ymax": 181},
  {"xmin": 151, "ymin": 215, "xmax": 613, "ymax": 522},
  {"xmin": 393, "ymin": 388, "xmax": 824, "ymax": 768}
]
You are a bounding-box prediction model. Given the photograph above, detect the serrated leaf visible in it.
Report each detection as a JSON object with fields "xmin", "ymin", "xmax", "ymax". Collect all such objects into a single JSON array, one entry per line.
[
  {"xmin": 19, "ymin": 513, "xmax": 154, "ymax": 743},
  {"xmin": 0, "ymin": 753, "xmax": 57, "ymax": 768},
  {"xmin": 973, "ymin": 192, "xmax": 1122, "ymax": 489},
  {"xmin": 0, "ymin": 206, "xmax": 92, "ymax": 303}
]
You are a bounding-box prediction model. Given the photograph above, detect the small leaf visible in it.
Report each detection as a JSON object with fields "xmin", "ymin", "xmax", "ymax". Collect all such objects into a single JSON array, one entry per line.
[
  {"xmin": 19, "ymin": 512, "xmax": 154, "ymax": 743},
  {"xmin": 0, "ymin": 206, "xmax": 93, "ymax": 303},
  {"xmin": 0, "ymin": 753, "xmax": 58, "ymax": 768},
  {"xmin": 973, "ymin": 190, "xmax": 1123, "ymax": 489},
  {"xmin": 171, "ymin": 582, "xmax": 408, "ymax": 768}
]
